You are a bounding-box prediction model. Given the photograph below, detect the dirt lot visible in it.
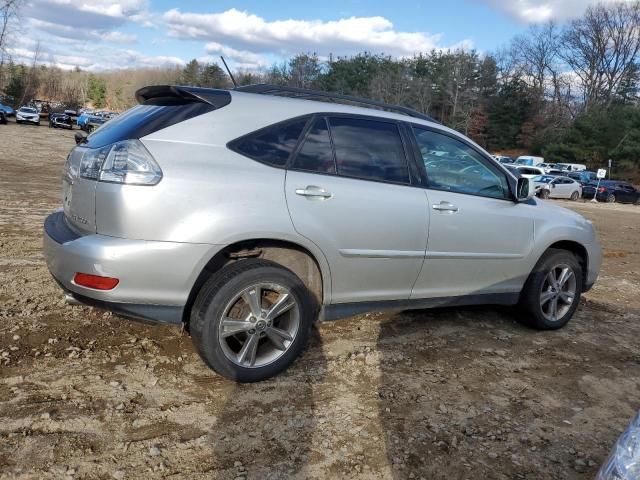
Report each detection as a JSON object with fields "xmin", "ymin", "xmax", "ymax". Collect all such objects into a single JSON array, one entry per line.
[{"xmin": 1, "ymin": 119, "xmax": 639, "ymax": 480}]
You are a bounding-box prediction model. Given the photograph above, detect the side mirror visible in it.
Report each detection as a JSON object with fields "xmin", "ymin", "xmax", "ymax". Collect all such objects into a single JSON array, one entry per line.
[
  {"xmin": 551, "ymin": 183, "xmax": 556, "ymax": 188},
  {"xmin": 74, "ymin": 132, "xmax": 87, "ymax": 145},
  {"xmin": 516, "ymin": 177, "xmax": 534, "ymax": 202}
]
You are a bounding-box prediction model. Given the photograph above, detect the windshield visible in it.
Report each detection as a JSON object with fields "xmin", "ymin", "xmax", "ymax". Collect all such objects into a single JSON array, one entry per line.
[
  {"xmin": 20, "ymin": 107, "xmax": 37, "ymax": 114},
  {"xmin": 516, "ymin": 158, "xmax": 532, "ymax": 165},
  {"xmin": 533, "ymin": 175, "xmax": 554, "ymax": 183}
]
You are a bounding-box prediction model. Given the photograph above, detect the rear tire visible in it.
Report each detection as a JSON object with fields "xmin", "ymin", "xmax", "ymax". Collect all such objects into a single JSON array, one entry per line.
[
  {"xmin": 519, "ymin": 249, "xmax": 583, "ymax": 330},
  {"xmin": 190, "ymin": 259, "xmax": 315, "ymax": 382},
  {"xmin": 570, "ymin": 191, "xmax": 579, "ymax": 201}
]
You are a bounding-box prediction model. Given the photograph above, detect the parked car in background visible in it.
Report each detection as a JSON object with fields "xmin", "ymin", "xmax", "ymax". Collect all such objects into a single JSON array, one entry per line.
[
  {"xmin": 0, "ymin": 110, "xmax": 7, "ymax": 125},
  {"xmin": 515, "ymin": 155, "xmax": 544, "ymax": 166},
  {"xmin": 567, "ymin": 171, "xmax": 597, "ymax": 185},
  {"xmin": 556, "ymin": 163, "xmax": 587, "ymax": 172},
  {"xmin": 16, "ymin": 106, "xmax": 40, "ymax": 125},
  {"xmin": 539, "ymin": 163, "xmax": 557, "ymax": 173},
  {"xmin": 493, "ymin": 155, "xmax": 514, "ymax": 164},
  {"xmin": 512, "ymin": 165, "xmax": 546, "ymax": 178},
  {"xmin": 43, "ymin": 83, "xmax": 602, "ymax": 382},
  {"xmin": 78, "ymin": 110, "xmax": 116, "ymax": 132},
  {"xmin": 49, "ymin": 113, "xmax": 73, "ymax": 129},
  {"xmin": 532, "ymin": 175, "xmax": 582, "ymax": 200},
  {"xmin": 0, "ymin": 102, "xmax": 15, "ymax": 117},
  {"xmin": 583, "ymin": 180, "xmax": 640, "ymax": 204}
]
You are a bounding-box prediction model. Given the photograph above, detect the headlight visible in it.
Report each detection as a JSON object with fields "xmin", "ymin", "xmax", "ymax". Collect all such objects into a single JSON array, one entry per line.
[
  {"xmin": 597, "ymin": 411, "xmax": 640, "ymax": 479},
  {"xmin": 79, "ymin": 139, "xmax": 162, "ymax": 186}
]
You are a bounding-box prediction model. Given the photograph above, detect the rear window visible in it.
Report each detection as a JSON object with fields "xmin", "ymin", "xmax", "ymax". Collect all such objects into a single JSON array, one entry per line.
[
  {"xmin": 83, "ymin": 91, "xmax": 231, "ymax": 149},
  {"xmin": 229, "ymin": 118, "xmax": 309, "ymax": 168}
]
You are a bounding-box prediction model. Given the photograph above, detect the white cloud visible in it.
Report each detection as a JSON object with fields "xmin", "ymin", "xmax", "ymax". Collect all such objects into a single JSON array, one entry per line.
[
  {"xmin": 481, "ymin": 0, "xmax": 636, "ymax": 23},
  {"xmin": 204, "ymin": 42, "xmax": 270, "ymax": 70},
  {"xmin": 24, "ymin": 0, "xmax": 147, "ymax": 30},
  {"xmin": 8, "ymin": 35, "xmax": 182, "ymax": 71},
  {"xmin": 25, "ymin": 18, "xmax": 137, "ymax": 44},
  {"xmin": 164, "ymin": 8, "xmax": 469, "ymax": 59}
]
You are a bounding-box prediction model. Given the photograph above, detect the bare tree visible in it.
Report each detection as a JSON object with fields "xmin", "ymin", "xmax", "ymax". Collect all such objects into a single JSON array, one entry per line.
[
  {"xmin": 19, "ymin": 40, "xmax": 40, "ymax": 104},
  {"xmin": 0, "ymin": 0, "xmax": 23, "ymax": 88},
  {"xmin": 513, "ymin": 22, "xmax": 561, "ymax": 99},
  {"xmin": 0, "ymin": 0, "xmax": 22, "ymax": 55},
  {"xmin": 561, "ymin": 1, "xmax": 640, "ymax": 109}
]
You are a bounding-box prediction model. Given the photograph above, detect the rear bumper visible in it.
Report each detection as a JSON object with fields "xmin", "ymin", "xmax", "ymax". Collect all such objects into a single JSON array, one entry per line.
[{"xmin": 43, "ymin": 210, "xmax": 221, "ymax": 324}]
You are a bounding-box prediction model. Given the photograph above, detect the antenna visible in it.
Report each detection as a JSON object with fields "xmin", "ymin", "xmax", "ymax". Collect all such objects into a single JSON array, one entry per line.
[{"xmin": 220, "ymin": 56, "xmax": 237, "ymax": 88}]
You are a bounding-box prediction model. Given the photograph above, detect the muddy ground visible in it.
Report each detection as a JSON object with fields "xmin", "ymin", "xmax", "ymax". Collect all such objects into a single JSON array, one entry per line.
[{"xmin": 1, "ymin": 119, "xmax": 639, "ymax": 480}]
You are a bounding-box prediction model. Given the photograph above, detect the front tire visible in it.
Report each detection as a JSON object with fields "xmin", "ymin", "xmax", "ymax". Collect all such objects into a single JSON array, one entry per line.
[
  {"xmin": 606, "ymin": 193, "xmax": 616, "ymax": 203},
  {"xmin": 539, "ymin": 189, "xmax": 550, "ymax": 200},
  {"xmin": 190, "ymin": 259, "xmax": 315, "ymax": 382},
  {"xmin": 519, "ymin": 249, "xmax": 583, "ymax": 330}
]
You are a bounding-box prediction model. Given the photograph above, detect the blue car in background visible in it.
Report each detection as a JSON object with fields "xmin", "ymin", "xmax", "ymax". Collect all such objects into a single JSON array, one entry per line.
[
  {"xmin": 0, "ymin": 103, "xmax": 15, "ymax": 117},
  {"xmin": 77, "ymin": 110, "xmax": 115, "ymax": 132}
]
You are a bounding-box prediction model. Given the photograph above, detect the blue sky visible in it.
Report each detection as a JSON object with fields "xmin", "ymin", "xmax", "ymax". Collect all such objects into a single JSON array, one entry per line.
[{"xmin": 8, "ymin": 0, "xmax": 624, "ymax": 71}]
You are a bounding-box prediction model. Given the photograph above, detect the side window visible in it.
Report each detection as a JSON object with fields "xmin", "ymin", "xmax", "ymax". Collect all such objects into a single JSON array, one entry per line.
[
  {"xmin": 412, "ymin": 127, "xmax": 509, "ymax": 199},
  {"xmin": 228, "ymin": 118, "xmax": 308, "ymax": 167},
  {"xmin": 290, "ymin": 117, "xmax": 336, "ymax": 174},
  {"xmin": 328, "ymin": 117, "xmax": 410, "ymax": 184}
]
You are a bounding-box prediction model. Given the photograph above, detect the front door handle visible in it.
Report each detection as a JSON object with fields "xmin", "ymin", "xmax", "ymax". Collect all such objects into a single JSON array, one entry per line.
[
  {"xmin": 432, "ymin": 201, "xmax": 459, "ymax": 213},
  {"xmin": 295, "ymin": 186, "xmax": 333, "ymax": 199}
]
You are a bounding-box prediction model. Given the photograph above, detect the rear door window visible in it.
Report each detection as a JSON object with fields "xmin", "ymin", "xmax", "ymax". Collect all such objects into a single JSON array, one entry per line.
[
  {"xmin": 229, "ymin": 117, "xmax": 309, "ymax": 167},
  {"xmin": 328, "ymin": 117, "xmax": 410, "ymax": 184},
  {"xmin": 290, "ymin": 117, "xmax": 336, "ymax": 174}
]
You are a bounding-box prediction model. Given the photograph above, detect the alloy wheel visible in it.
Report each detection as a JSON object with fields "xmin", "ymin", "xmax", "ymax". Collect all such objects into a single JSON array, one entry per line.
[
  {"xmin": 539, "ymin": 263, "xmax": 577, "ymax": 322},
  {"xmin": 218, "ymin": 282, "xmax": 300, "ymax": 368}
]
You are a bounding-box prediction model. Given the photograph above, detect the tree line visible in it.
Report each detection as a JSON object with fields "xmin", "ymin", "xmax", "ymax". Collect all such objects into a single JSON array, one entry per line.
[{"xmin": 1, "ymin": 1, "xmax": 640, "ymax": 178}]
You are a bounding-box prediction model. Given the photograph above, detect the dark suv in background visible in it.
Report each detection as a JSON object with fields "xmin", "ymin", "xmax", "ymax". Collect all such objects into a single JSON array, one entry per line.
[
  {"xmin": 583, "ymin": 180, "xmax": 640, "ymax": 204},
  {"xmin": 567, "ymin": 171, "xmax": 597, "ymax": 186}
]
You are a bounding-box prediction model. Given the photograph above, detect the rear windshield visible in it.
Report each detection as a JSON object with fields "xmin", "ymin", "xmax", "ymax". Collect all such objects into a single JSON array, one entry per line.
[{"xmin": 83, "ymin": 93, "xmax": 231, "ymax": 148}]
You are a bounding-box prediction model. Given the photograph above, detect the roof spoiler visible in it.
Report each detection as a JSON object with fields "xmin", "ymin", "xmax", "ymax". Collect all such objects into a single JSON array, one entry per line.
[{"xmin": 135, "ymin": 85, "xmax": 231, "ymax": 109}]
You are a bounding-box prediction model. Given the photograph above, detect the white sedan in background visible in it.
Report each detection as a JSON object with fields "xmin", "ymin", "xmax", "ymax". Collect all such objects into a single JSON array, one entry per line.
[
  {"xmin": 533, "ymin": 175, "xmax": 582, "ymax": 200},
  {"xmin": 507, "ymin": 165, "xmax": 546, "ymax": 178}
]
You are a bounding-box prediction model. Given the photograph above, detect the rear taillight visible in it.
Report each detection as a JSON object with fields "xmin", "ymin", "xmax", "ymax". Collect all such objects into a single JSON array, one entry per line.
[
  {"xmin": 79, "ymin": 139, "xmax": 162, "ymax": 186},
  {"xmin": 73, "ymin": 273, "xmax": 119, "ymax": 290},
  {"xmin": 598, "ymin": 187, "xmax": 606, "ymax": 193}
]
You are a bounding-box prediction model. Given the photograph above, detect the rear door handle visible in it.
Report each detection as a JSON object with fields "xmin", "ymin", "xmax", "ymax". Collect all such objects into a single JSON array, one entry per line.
[
  {"xmin": 432, "ymin": 201, "xmax": 459, "ymax": 213},
  {"xmin": 295, "ymin": 186, "xmax": 333, "ymax": 199}
]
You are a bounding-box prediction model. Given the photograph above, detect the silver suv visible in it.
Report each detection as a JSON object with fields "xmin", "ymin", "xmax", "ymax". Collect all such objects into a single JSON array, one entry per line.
[{"xmin": 44, "ymin": 84, "xmax": 602, "ymax": 382}]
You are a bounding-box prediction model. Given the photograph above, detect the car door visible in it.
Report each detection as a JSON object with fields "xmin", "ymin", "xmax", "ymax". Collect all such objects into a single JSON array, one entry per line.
[
  {"xmin": 619, "ymin": 184, "xmax": 637, "ymax": 203},
  {"xmin": 285, "ymin": 115, "xmax": 429, "ymax": 304},
  {"xmin": 409, "ymin": 126, "xmax": 534, "ymax": 299},
  {"xmin": 550, "ymin": 178, "xmax": 569, "ymax": 198}
]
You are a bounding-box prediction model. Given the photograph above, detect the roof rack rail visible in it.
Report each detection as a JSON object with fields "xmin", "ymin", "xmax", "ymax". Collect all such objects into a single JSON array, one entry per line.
[{"xmin": 234, "ymin": 83, "xmax": 437, "ymax": 123}]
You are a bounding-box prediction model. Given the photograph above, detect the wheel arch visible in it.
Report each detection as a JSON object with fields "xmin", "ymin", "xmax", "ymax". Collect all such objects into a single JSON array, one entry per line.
[
  {"xmin": 542, "ymin": 240, "xmax": 589, "ymax": 286},
  {"xmin": 183, "ymin": 237, "xmax": 331, "ymax": 326}
]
